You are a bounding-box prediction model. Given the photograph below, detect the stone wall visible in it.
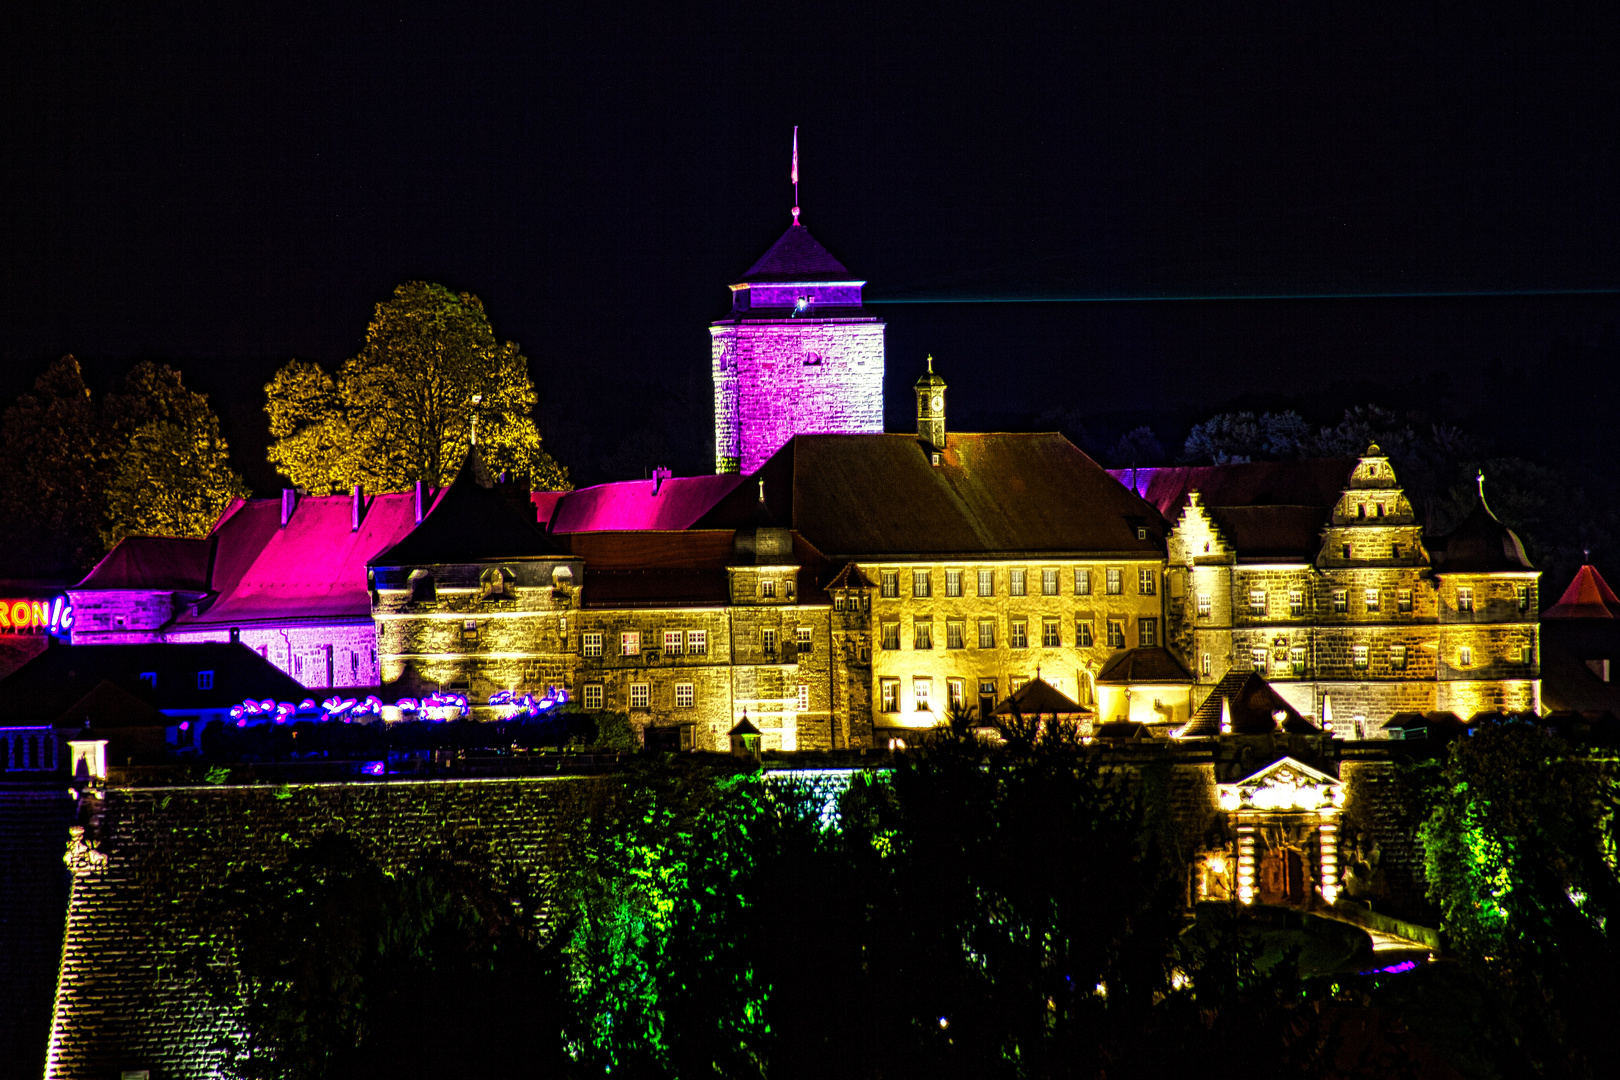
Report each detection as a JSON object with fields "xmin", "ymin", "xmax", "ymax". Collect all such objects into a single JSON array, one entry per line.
[
  {"xmin": 0, "ymin": 789, "xmax": 74, "ymax": 1080},
  {"xmin": 168, "ymin": 622, "xmax": 381, "ymax": 690}
]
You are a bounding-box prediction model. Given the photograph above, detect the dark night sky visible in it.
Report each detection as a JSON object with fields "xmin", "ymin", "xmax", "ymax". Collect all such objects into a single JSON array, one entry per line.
[{"xmin": 2, "ymin": 2, "xmax": 1616, "ymax": 490}]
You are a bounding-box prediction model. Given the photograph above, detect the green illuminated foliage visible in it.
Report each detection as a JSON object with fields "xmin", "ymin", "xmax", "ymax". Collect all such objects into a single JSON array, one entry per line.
[{"xmin": 265, "ymin": 282, "xmax": 569, "ymax": 494}]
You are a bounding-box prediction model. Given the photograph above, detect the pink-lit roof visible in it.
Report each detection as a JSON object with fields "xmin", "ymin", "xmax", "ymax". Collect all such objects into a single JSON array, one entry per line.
[
  {"xmin": 547, "ymin": 475, "xmax": 745, "ymax": 534},
  {"xmin": 531, "ymin": 490, "xmax": 567, "ymax": 526},
  {"xmin": 172, "ymin": 492, "xmax": 420, "ymax": 625},
  {"xmin": 1544, "ymin": 564, "xmax": 1620, "ymax": 619},
  {"xmin": 74, "ymin": 535, "xmax": 214, "ymax": 592}
]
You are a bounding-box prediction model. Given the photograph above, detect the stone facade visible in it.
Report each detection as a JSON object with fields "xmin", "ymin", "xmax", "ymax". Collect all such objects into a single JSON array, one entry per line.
[{"xmin": 1166, "ymin": 447, "xmax": 1540, "ymax": 736}]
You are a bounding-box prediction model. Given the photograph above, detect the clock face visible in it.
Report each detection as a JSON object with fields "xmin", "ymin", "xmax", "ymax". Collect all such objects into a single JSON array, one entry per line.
[{"xmin": 931, "ymin": 395, "xmax": 943, "ymax": 411}]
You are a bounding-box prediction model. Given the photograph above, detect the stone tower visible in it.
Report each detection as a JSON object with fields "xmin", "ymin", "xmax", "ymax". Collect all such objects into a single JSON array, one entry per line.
[{"xmin": 711, "ymin": 216, "xmax": 885, "ymax": 474}]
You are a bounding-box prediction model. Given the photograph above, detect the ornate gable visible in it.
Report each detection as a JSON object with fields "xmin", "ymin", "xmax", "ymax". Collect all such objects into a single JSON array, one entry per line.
[
  {"xmin": 1169, "ymin": 490, "xmax": 1234, "ymax": 564},
  {"xmin": 1217, "ymin": 755, "xmax": 1343, "ymax": 812}
]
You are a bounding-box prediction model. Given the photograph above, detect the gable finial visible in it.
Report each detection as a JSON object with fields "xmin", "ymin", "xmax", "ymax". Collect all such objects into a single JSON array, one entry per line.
[{"xmin": 790, "ymin": 126, "xmax": 800, "ymax": 225}]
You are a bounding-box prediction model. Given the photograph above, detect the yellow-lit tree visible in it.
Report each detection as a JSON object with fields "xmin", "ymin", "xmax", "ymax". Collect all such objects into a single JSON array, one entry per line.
[
  {"xmin": 266, "ymin": 282, "xmax": 569, "ymax": 494},
  {"xmin": 102, "ymin": 418, "xmax": 249, "ymax": 546}
]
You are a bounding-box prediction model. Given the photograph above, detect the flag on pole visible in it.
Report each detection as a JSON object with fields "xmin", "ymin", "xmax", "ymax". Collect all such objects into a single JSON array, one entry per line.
[{"xmin": 791, "ymin": 126, "xmax": 799, "ymax": 186}]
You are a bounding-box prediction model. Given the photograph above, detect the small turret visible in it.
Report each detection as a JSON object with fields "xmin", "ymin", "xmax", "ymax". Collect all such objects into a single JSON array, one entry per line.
[{"xmin": 916, "ymin": 356, "xmax": 947, "ymax": 454}]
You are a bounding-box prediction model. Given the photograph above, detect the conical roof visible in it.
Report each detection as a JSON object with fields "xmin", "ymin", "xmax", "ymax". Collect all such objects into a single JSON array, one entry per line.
[
  {"xmin": 370, "ymin": 445, "xmax": 564, "ymax": 566},
  {"xmin": 992, "ymin": 677, "xmax": 1085, "ymax": 717},
  {"xmin": 738, "ymin": 223, "xmax": 851, "ymax": 283},
  {"xmin": 1545, "ymin": 564, "xmax": 1620, "ymax": 619},
  {"xmin": 1430, "ymin": 481, "xmax": 1533, "ymax": 573}
]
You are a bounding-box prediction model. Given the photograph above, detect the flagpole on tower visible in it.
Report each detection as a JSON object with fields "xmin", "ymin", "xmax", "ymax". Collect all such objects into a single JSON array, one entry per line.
[{"xmin": 791, "ymin": 126, "xmax": 800, "ymax": 225}]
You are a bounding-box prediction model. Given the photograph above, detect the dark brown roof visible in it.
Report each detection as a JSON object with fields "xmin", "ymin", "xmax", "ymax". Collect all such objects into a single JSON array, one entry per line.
[
  {"xmin": 738, "ymin": 224, "xmax": 852, "ymax": 283},
  {"xmin": 698, "ymin": 433, "xmax": 1166, "ymax": 558},
  {"xmin": 825, "ymin": 562, "xmax": 877, "ymax": 590},
  {"xmin": 1205, "ymin": 505, "xmax": 1331, "ymax": 560},
  {"xmin": 74, "ymin": 535, "xmax": 214, "ymax": 593},
  {"xmin": 992, "ymin": 677, "xmax": 1086, "ymax": 716},
  {"xmin": 564, "ymin": 531, "xmax": 737, "ymax": 569},
  {"xmin": 1113, "ymin": 458, "xmax": 1357, "ymax": 521},
  {"xmin": 1180, "ymin": 669, "xmax": 1320, "ymax": 737},
  {"xmin": 1095, "ymin": 647, "xmax": 1193, "ymax": 685},
  {"xmin": 371, "ymin": 446, "xmax": 565, "ymax": 567},
  {"xmin": 53, "ymin": 679, "xmax": 168, "ymax": 729},
  {"xmin": 1429, "ymin": 498, "xmax": 1533, "ymax": 573}
]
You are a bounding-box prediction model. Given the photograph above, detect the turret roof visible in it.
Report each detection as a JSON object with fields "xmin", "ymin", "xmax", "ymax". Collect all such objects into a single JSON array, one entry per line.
[
  {"xmin": 1429, "ymin": 482, "xmax": 1533, "ymax": 573},
  {"xmin": 738, "ymin": 223, "xmax": 852, "ymax": 283},
  {"xmin": 370, "ymin": 445, "xmax": 565, "ymax": 567},
  {"xmin": 1544, "ymin": 564, "xmax": 1620, "ymax": 619}
]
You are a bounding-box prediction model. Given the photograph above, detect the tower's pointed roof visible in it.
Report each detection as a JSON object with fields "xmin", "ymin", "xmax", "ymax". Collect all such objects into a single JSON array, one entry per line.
[
  {"xmin": 738, "ymin": 223, "xmax": 852, "ymax": 283},
  {"xmin": 370, "ymin": 445, "xmax": 564, "ymax": 566},
  {"xmin": 1429, "ymin": 476, "xmax": 1534, "ymax": 573},
  {"xmin": 1544, "ymin": 564, "xmax": 1620, "ymax": 619}
]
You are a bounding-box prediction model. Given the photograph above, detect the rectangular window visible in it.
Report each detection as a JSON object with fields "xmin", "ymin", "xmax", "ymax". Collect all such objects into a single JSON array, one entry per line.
[
  {"xmin": 1197, "ymin": 593, "xmax": 1211, "ymax": 617},
  {"xmin": 834, "ymin": 595, "xmax": 846, "ymax": 612},
  {"xmin": 463, "ymin": 619, "xmax": 479, "ymax": 642},
  {"xmin": 1138, "ymin": 618, "xmax": 1158, "ymax": 648},
  {"xmin": 978, "ymin": 620, "xmax": 996, "ymax": 649},
  {"xmin": 977, "ymin": 569, "xmax": 994, "ymax": 596},
  {"xmin": 583, "ymin": 632, "xmax": 603, "ymax": 657},
  {"xmin": 881, "ymin": 572, "xmax": 899, "ymax": 598},
  {"xmin": 978, "ymin": 679, "xmax": 997, "ymax": 719},
  {"xmin": 1457, "ymin": 587, "xmax": 1474, "ymax": 613},
  {"xmin": 797, "ymin": 684, "xmax": 810, "ymax": 711},
  {"xmin": 1521, "ymin": 643, "xmax": 1534, "ymax": 664},
  {"xmin": 914, "ymin": 678, "xmax": 932, "ymax": 711},
  {"xmin": 1291, "ymin": 647, "xmax": 1306, "ymax": 676},
  {"xmin": 1042, "ymin": 569, "xmax": 1059, "ymax": 596},
  {"xmin": 1518, "ymin": 585, "xmax": 1531, "ymax": 613},
  {"xmin": 946, "ymin": 569, "xmax": 962, "ymax": 597},
  {"xmin": 1364, "ymin": 588, "xmax": 1380, "ymax": 613},
  {"xmin": 1390, "ymin": 644, "xmax": 1407, "ymax": 671},
  {"xmin": 1139, "ymin": 568, "xmax": 1156, "ymax": 595},
  {"xmin": 796, "ymin": 627, "xmax": 813, "ymax": 653},
  {"xmin": 1010, "ymin": 569, "xmax": 1027, "ymax": 596},
  {"xmin": 621, "ymin": 631, "xmax": 640, "ymax": 656},
  {"xmin": 1249, "ymin": 590, "xmax": 1267, "ymax": 616},
  {"xmin": 1074, "ymin": 568, "xmax": 1091, "ymax": 595},
  {"xmin": 948, "ymin": 678, "xmax": 966, "ymax": 710},
  {"xmin": 946, "ymin": 620, "xmax": 965, "ymax": 649},
  {"xmin": 880, "ymin": 678, "xmax": 899, "ymax": 712},
  {"xmin": 1333, "ymin": 590, "xmax": 1348, "ymax": 614},
  {"xmin": 1458, "ymin": 646, "xmax": 1473, "ymax": 666},
  {"xmin": 1010, "ymin": 619, "xmax": 1028, "ymax": 648},
  {"xmin": 1289, "ymin": 590, "xmax": 1304, "ymax": 617},
  {"xmin": 583, "ymin": 684, "xmax": 603, "ymax": 709},
  {"xmin": 1042, "ymin": 618, "xmax": 1061, "ymax": 647},
  {"xmin": 760, "ymin": 579, "xmax": 777, "ymax": 599},
  {"xmin": 1252, "ymin": 647, "xmax": 1268, "ymax": 671},
  {"xmin": 882, "ymin": 622, "xmax": 901, "ymax": 650},
  {"xmin": 913, "ymin": 621, "xmax": 933, "ymax": 650},
  {"xmin": 1106, "ymin": 568, "xmax": 1123, "ymax": 595},
  {"xmin": 1075, "ymin": 619, "xmax": 1093, "ymax": 647},
  {"xmin": 1342, "ymin": 543, "xmax": 1353, "ymax": 559},
  {"xmin": 1398, "ymin": 590, "xmax": 1413, "ymax": 614},
  {"xmin": 1010, "ymin": 676, "xmax": 1028, "ymax": 694},
  {"xmin": 629, "ymin": 684, "xmax": 650, "ymax": 709},
  {"xmin": 761, "ymin": 628, "xmax": 778, "ymax": 654},
  {"xmin": 1107, "ymin": 619, "xmax": 1126, "ymax": 649},
  {"xmin": 913, "ymin": 570, "xmax": 931, "ymax": 598},
  {"xmin": 664, "ymin": 630, "xmax": 684, "ymax": 655},
  {"xmin": 687, "ymin": 630, "xmax": 707, "ymax": 656},
  {"xmin": 197, "ymin": 670, "xmax": 214, "ymax": 691},
  {"xmin": 676, "ymin": 683, "xmax": 695, "ymax": 708},
  {"xmin": 1352, "ymin": 645, "xmax": 1369, "ymax": 669},
  {"xmin": 1201, "ymin": 652, "xmax": 1212, "ymax": 676}
]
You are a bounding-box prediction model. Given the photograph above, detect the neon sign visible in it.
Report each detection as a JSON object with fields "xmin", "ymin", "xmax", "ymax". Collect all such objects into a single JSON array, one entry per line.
[{"xmin": 0, "ymin": 597, "xmax": 73, "ymax": 635}]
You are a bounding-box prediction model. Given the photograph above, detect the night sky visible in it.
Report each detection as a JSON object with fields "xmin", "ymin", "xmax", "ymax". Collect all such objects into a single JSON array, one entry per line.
[{"xmin": 2, "ymin": 2, "xmax": 1616, "ymax": 491}]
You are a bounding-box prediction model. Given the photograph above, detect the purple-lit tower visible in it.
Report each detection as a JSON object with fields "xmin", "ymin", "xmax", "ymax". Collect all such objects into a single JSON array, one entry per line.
[{"xmin": 711, "ymin": 216, "xmax": 885, "ymax": 474}]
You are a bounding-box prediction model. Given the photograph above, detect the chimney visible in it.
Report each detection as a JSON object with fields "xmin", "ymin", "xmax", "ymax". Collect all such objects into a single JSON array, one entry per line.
[
  {"xmin": 351, "ymin": 483, "xmax": 363, "ymax": 532},
  {"xmin": 280, "ymin": 489, "xmax": 297, "ymax": 528},
  {"xmin": 414, "ymin": 481, "xmax": 425, "ymax": 524},
  {"xmin": 652, "ymin": 467, "xmax": 673, "ymax": 495}
]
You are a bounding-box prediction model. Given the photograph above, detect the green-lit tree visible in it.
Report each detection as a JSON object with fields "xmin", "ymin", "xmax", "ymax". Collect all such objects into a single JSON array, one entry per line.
[{"xmin": 265, "ymin": 282, "xmax": 569, "ymax": 494}]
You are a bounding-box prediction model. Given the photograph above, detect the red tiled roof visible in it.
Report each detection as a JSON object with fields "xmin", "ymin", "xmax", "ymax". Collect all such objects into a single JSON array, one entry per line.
[
  {"xmin": 1544, "ymin": 564, "xmax": 1620, "ymax": 619},
  {"xmin": 173, "ymin": 492, "xmax": 420, "ymax": 626},
  {"xmin": 547, "ymin": 475, "xmax": 745, "ymax": 533},
  {"xmin": 74, "ymin": 535, "xmax": 214, "ymax": 593}
]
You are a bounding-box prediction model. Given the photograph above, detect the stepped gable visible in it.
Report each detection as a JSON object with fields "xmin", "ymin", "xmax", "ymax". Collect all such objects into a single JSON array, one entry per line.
[
  {"xmin": 1096, "ymin": 647, "xmax": 1194, "ymax": 685},
  {"xmin": 371, "ymin": 445, "xmax": 564, "ymax": 567},
  {"xmin": 169, "ymin": 492, "xmax": 419, "ymax": 627},
  {"xmin": 1544, "ymin": 564, "xmax": 1620, "ymax": 618},
  {"xmin": 75, "ymin": 535, "xmax": 214, "ymax": 594},
  {"xmin": 738, "ymin": 223, "xmax": 851, "ymax": 283},
  {"xmin": 1180, "ymin": 669, "xmax": 1319, "ymax": 737},
  {"xmin": 0, "ymin": 642, "xmax": 304, "ymax": 722},
  {"xmin": 1428, "ymin": 483, "xmax": 1533, "ymax": 573},
  {"xmin": 697, "ymin": 433, "xmax": 1165, "ymax": 559},
  {"xmin": 546, "ymin": 474, "xmax": 745, "ymax": 533}
]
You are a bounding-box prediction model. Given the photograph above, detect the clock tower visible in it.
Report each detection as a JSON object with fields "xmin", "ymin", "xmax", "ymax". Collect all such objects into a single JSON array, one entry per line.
[{"xmin": 916, "ymin": 355, "xmax": 946, "ymax": 452}]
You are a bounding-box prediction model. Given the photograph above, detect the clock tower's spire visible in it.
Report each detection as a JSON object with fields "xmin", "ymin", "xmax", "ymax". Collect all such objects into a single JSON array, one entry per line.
[{"xmin": 916, "ymin": 355, "xmax": 947, "ymax": 452}]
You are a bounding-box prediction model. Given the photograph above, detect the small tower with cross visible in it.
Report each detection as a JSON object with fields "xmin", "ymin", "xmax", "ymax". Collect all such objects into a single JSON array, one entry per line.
[{"xmin": 916, "ymin": 355, "xmax": 947, "ymax": 452}]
